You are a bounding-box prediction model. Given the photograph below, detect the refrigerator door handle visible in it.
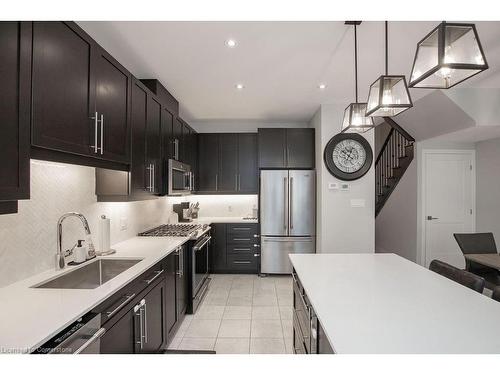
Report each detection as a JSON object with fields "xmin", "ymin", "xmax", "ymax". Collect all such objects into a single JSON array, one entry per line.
[
  {"xmin": 290, "ymin": 177, "xmax": 294, "ymax": 229},
  {"xmin": 283, "ymin": 177, "xmax": 288, "ymax": 231},
  {"xmin": 262, "ymin": 237, "xmax": 313, "ymax": 242}
]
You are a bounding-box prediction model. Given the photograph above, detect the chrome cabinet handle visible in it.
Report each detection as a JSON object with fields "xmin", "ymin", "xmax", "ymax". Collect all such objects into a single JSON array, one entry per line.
[
  {"xmin": 234, "ymin": 261, "xmax": 251, "ymax": 264},
  {"xmin": 152, "ymin": 163, "xmax": 155, "ymax": 193},
  {"xmin": 233, "ymin": 227, "xmax": 251, "ymax": 231},
  {"xmin": 174, "ymin": 139, "xmax": 179, "ymax": 160},
  {"xmin": 233, "ymin": 248, "xmax": 250, "ymax": 251},
  {"xmin": 233, "ymin": 238, "xmax": 250, "ymax": 241},
  {"xmin": 176, "ymin": 247, "xmax": 184, "ymax": 277},
  {"xmin": 134, "ymin": 303, "xmax": 143, "ymax": 349},
  {"xmin": 106, "ymin": 293, "xmax": 136, "ymax": 318},
  {"xmin": 100, "ymin": 113, "xmax": 104, "ymax": 155},
  {"xmin": 73, "ymin": 328, "xmax": 106, "ymax": 354},
  {"xmin": 90, "ymin": 112, "xmax": 101, "ymax": 153},
  {"xmin": 142, "ymin": 299, "xmax": 148, "ymax": 344},
  {"xmin": 427, "ymin": 216, "xmax": 439, "ymax": 220},
  {"xmin": 290, "ymin": 177, "xmax": 294, "ymax": 229},
  {"xmin": 144, "ymin": 269, "xmax": 164, "ymax": 284},
  {"xmin": 215, "ymin": 174, "xmax": 218, "ymax": 191}
]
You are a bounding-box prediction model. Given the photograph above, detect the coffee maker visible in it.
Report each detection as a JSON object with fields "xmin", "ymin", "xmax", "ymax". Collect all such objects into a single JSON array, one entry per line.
[{"xmin": 173, "ymin": 202, "xmax": 192, "ymax": 222}]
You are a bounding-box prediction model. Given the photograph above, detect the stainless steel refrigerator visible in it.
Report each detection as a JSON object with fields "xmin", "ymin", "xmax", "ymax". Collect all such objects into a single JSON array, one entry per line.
[{"xmin": 260, "ymin": 170, "xmax": 316, "ymax": 274}]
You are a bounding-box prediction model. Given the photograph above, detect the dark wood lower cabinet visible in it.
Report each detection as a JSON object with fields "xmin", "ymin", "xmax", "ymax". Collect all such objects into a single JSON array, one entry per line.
[
  {"xmin": 100, "ymin": 305, "xmax": 135, "ymax": 354},
  {"xmin": 210, "ymin": 223, "xmax": 260, "ymax": 274},
  {"xmin": 165, "ymin": 251, "xmax": 177, "ymax": 338},
  {"xmin": 141, "ymin": 279, "xmax": 167, "ymax": 353}
]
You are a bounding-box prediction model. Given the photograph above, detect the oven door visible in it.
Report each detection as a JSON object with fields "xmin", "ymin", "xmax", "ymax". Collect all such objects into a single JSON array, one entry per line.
[
  {"xmin": 168, "ymin": 159, "xmax": 192, "ymax": 196},
  {"xmin": 192, "ymin": 234, "xmax": 211, "ymax": 297}
]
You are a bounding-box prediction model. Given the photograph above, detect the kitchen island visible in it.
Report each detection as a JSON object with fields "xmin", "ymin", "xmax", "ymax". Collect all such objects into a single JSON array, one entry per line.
[{"xmin": 289, "ymin": 253, "xmax": 500, "ymax": 354}]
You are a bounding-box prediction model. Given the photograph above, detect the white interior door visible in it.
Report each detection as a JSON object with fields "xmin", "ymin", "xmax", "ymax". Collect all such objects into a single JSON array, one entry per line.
[{"xmin": 423, "ymin": 151, "xmax": 475, "ymax": 268}]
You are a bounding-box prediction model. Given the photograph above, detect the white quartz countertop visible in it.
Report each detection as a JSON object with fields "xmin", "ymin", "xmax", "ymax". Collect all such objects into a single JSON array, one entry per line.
[
  {"xmin": 289, "ymin": 253, "xmax": 500, "ymax": 354},
  {"xmin": 191, "ymin": 216, "xmax": 258, "ymax": 224},
  {"xmin": 0, "ymin": 236, "xmax": 188, "ymax": 353}
]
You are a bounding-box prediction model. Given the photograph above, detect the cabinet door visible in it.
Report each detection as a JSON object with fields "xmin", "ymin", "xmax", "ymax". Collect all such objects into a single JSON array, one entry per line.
[
  {"xmin": 175, "ymin": 246, "xmax": 188, "ymax": 318},
  {"xmin": 31, "ymin": 22, "xmax": 95, "ymax": 156},
  {"xmin": 210, "ymin": 223, "xmax": 227, "ymax": 272},
  {"xmin": 286, "ymin": 129, "xmax": 315, "ymax": 169},
  {"xmin": 258, "ymin": 128, "xmax": 286, "ymax": 168},
  {"xmin": 165, "ymin": 253, "xmax": 177, "ymax": 338},
  {"xmin": 161, "ymin": 108, "xmax": 174, "ymax": 161},
  {"xmin": 0, "ymin": 22, "xmax": 30, "ymax": 201},
  {"xmin": 172, "ymin": 117, "xmax": 183, "ymax": 161},
  {"xmin": 218, "ymin": 134, "xmax": 238, "ymax": 192},
  {"xmin": 94, "ymin": 48, "xmax": 131, "ymax": 163},
  {"xmin": 130, "ymin": 80, "xmax": 148, "ymax": 196},
  {"xmin": 237, "ymin": 134, "xmax": 258, "ymax": 193},
  {"xmin": 142, "ymin": 280, "xmax": 167, "ymax": 353},
  {"xmin": 146, "ymin": 96, "xmax": 162, "ymax": 194},
  {"xmin": 100, "ymin": 308, "xmax": 135, "ymax": 354},
  {"xmin": 198, "ymin": 134, "xmax": 219, "ymax": 192}
]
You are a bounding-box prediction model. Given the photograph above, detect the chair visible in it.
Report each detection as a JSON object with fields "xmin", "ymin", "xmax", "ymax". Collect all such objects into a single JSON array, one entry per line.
[
  {"xmin": 492, "ymin": 286, "xmax": 500, "ymax": 302},
  {"xmin": 429, "ymin": 259, "xmax": 485, "ymax": 293},
  {"xmin": 453, "ymin": 233, "xmax": 500, "ymax": 288}
]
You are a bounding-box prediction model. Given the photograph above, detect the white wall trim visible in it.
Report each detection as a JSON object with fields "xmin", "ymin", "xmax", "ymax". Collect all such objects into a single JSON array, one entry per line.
[{"xmin": 418, "ymin": 149, "xmax": 476, "ymax": 266}]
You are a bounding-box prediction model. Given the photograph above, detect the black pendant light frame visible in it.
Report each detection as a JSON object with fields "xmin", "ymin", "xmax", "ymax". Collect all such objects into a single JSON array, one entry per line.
[
  {"xmin": 341, "ymin": 21, "xmax": 375, "ymax": 133},
  {"xmin": 365, "ymin": 21, "xmax": 413, "ymax": 117},
  {"xmin": 408, "ymin": 22, "xmax": 489, "ymax": 89}
]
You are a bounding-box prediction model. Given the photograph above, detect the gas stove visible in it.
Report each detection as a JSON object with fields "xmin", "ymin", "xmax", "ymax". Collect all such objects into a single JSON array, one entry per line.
[{"xmin": 138, "ymin": 223, "xmax": 209, "ymax": 239}]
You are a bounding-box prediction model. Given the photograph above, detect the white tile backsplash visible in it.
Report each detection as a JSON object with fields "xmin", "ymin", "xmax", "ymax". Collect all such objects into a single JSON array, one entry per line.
[
  {"xmin": 168, "ymin": 194, "xmax": 258, "ymax": 218},
  {"xmin": 0, "ymin": 161, "xmax": 258, "ymax": 288},
  {"xmin": 0, "ymin": 160, "xmax": 173, "ymax": 287}
]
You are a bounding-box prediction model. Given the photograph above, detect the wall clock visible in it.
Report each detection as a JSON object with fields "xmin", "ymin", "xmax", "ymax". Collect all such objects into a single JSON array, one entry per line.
[{"xmin": 323, "ymin": 133, "xmax": 373, "ymax": 181}]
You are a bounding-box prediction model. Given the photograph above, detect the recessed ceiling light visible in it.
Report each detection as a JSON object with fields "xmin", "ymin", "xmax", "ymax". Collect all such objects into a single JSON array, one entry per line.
[
  {"xmin": 226, "ymin": 39, "xmax": 237, "ymax": 48},
  {"xmin": 235, "ymin": 83, "xmax": 244, "ymax": 90},
  {"xmin": 318, "ymin": 83, "xmax": 327, "ymax": 90}
]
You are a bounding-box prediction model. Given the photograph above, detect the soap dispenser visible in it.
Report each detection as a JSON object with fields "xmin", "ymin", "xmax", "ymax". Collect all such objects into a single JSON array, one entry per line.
[{"xmin": 74, "ymin": 240, "xmax": 87, "ymax": 264}]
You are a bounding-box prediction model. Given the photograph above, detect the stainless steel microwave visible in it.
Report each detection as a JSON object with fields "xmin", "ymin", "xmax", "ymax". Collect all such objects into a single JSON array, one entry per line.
[{"xmin": 168, "ymin": 159, "xmax": 193, "ymax": 196}]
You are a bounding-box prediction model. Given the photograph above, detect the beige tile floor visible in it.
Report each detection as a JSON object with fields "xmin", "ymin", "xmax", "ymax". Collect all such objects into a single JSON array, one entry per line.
[{"xmin": 168, "ymin": 274, "xmax": 294, "ymax": 354}]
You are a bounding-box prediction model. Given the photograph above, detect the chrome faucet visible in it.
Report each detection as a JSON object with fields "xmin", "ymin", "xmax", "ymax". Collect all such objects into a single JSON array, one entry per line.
[{"xmin": 56, "ymin": 212, "xmax": 96, "ymax": 270}]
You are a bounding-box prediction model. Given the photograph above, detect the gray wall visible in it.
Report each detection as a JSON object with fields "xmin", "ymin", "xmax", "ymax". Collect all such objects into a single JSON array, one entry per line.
[{"xmin": 476, "ymin": 137, "xmax": 500, "ymax": 242}]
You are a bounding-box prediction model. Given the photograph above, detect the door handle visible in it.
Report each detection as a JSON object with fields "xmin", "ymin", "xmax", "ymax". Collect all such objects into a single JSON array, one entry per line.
[
  {"xmin": 427, "ymin": 216, "xmax": 439, "ymax": 220},
  {"xmin": 90, "ymin": 112, "xmax": 101, "ymax": 153}
]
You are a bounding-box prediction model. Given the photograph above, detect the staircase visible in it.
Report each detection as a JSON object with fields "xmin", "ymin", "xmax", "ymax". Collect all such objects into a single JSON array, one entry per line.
[{"xmin": 375, "ymin": 117, "xmax": 415, "ymax": 216}]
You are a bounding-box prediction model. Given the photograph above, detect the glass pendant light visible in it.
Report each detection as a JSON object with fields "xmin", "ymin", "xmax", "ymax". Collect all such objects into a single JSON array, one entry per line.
[
  {"xmin": 366, "ymin": 21, "xmax": 413, "ymax": 117},
  {"xmin": 409, "ymin": 22, "xmax": 488, "ymax": 89},
  {"xmin": 341, "ymin": 21, "xmax": 374, "ymax": 133}
]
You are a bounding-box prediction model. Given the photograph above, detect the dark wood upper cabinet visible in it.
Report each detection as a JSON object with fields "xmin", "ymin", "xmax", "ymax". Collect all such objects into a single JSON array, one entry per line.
[
  {"xmin": 258, "ymin": 128, "xmax": 315, "ymax": 169},
  {"xmin": 31, "ymin": 21, "xmax": 131, "ymax": 165},
  {"xmin": 31, "ymin": 21, "xmax": 96, "ymax": 157},
  {"xmin": 146, "ymin": 96, "xmax": 162, "ymax": 194},
  {"xmin": 198, "ymin": 134, "xmax": 219, "ymax": 191},
  {"xmin": 0, "ymin": 22, "xmax": 31, "ymax": 203},
  {"xmin": 94, "ymin": 47, "xmax": 131, "ymax": 163},
  {"xmin": 161, "ymin": 108, "xmax": 174, "ymax": 162},
  {"xmin": 197, "ymin": 133, "xmax": 258, "ymax": 194},
  {"xmin": 172, "ymin": 117, "xmax": 183, "ymax": 161},
  {"xmin": 258, "ymin": 128, "xmax": 287, "ymax": 168},
  {"xmin": 286, "ymin": 128, "xmax": 315, "ymax": 169},
  {"xmin": 237, "ymin": 134, "xmax": 258, "ymax": 193},
  {"xmin": 218, "ymin": 134, "xmax": 238, "ymax": 191},
  {"xmin": 129, "ymin": 79, "xmax": 149, "ymax": 197}
]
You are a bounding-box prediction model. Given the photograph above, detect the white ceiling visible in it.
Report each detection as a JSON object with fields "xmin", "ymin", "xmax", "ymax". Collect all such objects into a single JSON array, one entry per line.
[{"xmin": 77, "ymin": 21, "xmax": 500, "ymax": 123}]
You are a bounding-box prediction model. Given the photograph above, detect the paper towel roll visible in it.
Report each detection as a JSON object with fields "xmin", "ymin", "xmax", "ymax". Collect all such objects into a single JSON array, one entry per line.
[{"xmin": 99, "ymin": 215, "xmax": 111, "ymax": 253}]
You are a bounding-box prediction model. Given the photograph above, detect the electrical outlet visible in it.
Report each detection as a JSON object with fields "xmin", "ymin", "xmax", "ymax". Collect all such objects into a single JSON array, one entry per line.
[
  {"xmin": 120, "ymin": 217, "xmax": 128, "ymax": 231},
  {"xmin": 228, "ymin": 205, "xmax": 233, "ymax": 213}
]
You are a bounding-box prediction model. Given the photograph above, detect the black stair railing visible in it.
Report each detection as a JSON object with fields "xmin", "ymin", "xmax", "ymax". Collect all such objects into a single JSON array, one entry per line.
[{"xmin": 375, "ymin": 117, "xmax": 415, "ymax": 216}]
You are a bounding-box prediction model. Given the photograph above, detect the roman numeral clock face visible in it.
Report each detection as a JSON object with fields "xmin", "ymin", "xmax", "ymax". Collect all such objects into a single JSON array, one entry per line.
[
  {"xmin": 324, "ymin": 133, "xmax": 373, "ymax": 181},
  {"xmin": 332, "ymin": 139, "xmax": 366, "ymax": 173}
]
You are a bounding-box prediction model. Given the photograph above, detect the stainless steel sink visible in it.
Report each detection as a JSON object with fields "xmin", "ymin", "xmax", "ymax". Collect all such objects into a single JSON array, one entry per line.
[{"xmin": 33, "ymin": 258, "xmax": 143, "ymax": 289}]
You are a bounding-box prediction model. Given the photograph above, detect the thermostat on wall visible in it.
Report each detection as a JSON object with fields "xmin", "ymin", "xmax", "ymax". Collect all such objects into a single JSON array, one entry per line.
[{"xmin": 328, "ymin": 182, "xmax": 350, "ymax": 191}]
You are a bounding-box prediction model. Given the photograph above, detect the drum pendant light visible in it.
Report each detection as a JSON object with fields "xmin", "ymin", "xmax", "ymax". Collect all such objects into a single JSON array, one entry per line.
[
  {"xmin": 409, "ymin": 22, "xmax": 488, "ymax": 89},
  {"xmin": 341, "ymin": 21, "xmax": 375, "ymax": 133},
  {"xmin": 366, "ymin": 21, "xmax": 413, "ymax": 117}
]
